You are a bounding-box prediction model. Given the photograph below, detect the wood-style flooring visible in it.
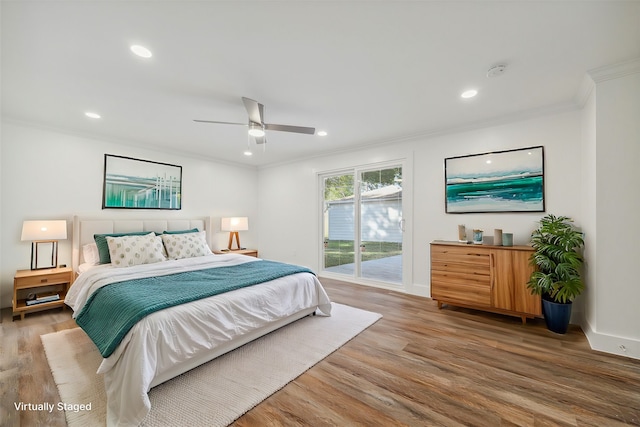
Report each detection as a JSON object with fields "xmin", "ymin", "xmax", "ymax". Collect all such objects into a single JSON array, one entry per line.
[{"xmin": 1, "ymin": 278, "xmax": 639, "ymax": 426}]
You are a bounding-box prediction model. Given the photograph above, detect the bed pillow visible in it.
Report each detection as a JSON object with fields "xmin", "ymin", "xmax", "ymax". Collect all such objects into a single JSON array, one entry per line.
[
  {"xmin": 94, "ymin": 231, "xmax": 151, "ymax": 264},
  {"xmin": 82, "ymin": 242, "xmax": 100, "ymax": 265},
  {"xmin": 106, "ymin": 232, "xmax": 167, "ymax": 268},
  {"xmin": 161, "ymin": 231, "xmax": 212, "ymax": 260},
  {"xmin": 162, "ymin": 228, "xmax": 199, "ymax": 234}
]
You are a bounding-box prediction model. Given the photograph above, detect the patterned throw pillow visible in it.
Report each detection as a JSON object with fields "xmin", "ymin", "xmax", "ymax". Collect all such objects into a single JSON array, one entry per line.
[
  {"xmin": 106, "ymin": 232, "xmax": 167, "ymax": 268},
  {"xmin": 94, "ymin": 231, "xmax": 151, "ymax": 264},
  {"xmin": 160, "ymin": 231, "xmax": 212, "ymax": 260}
]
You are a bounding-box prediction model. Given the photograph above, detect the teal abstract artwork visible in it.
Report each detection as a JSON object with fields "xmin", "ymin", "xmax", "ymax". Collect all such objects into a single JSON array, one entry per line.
[{"xmin": 445, "ymin": 146, "xmax": 544, "ymax": 213}]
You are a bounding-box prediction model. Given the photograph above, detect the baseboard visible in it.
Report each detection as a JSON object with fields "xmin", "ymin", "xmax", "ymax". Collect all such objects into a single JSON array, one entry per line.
[
  {"xmin": 318, "ymin": 272, "xmax": 403, "ymax": 291},
  {"xmin": 407, "ymin": 283, "xmax": 430, "ymax": 298},
  {"xmin": 580, "ymin": 318, "xmax": 640, "ymax": 360},
  {"xmin": 318, "ymin": 272, "xmax": 430, "ymax": 298}
]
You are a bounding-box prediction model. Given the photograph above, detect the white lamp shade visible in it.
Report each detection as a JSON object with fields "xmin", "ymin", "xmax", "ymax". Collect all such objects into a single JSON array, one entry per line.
[
  {"xmin": 21, "ymin": 220, "xmax": 68, "ymax": 241},
  {"xmin": 220, "ymin": 217, "xmax": 249, "ymax": 232}
]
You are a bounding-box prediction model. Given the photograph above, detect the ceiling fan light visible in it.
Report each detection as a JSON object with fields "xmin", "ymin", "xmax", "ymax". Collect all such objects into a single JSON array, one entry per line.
[{"xmin": 248, "ymin": 127, "xmax": 265, "ymax": 137}]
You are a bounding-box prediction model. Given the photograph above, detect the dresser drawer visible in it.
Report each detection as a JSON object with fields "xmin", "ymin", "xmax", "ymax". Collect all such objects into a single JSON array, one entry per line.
[
  {"xmin": 431, "ymin": 245, "xmax": 490, "ymax": 266},
  {"xmin": 431, "ymin": 260, "xmax": 491, "ymax": 277},
  {"xmin": 431, "ymin": 276, "xmax": 491, "ymax": 306}
]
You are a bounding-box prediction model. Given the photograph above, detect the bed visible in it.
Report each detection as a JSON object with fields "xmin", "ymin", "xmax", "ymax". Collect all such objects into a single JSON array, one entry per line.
[{"xmin": 66, "ymin": 216, "xmax": 332, "ymax": 426}]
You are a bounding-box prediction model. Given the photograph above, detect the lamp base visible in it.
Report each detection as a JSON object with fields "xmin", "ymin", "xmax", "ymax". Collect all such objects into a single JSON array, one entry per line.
[
  {"xmin": 31, "ymin": 240, "xmax": 58, "ymax": 270},
  {"xmin": 227, "ymin": 232, "xmax": 242, "ymax": 250}
]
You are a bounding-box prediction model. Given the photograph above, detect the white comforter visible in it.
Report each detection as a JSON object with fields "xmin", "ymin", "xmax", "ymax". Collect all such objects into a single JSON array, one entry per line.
[{"xmin": 66, "ymin": 254, "xmax": 332, "ymax": 427}]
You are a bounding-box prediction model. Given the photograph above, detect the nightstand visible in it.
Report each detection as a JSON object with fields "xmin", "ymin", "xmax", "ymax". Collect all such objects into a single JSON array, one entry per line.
[
  {"xmin": 13, "ymin": 267, "xmax": 74, "ymax": 320},
  {"xmin": 213, "ymin": 249, "xmax": 258, "ymax": 257}
]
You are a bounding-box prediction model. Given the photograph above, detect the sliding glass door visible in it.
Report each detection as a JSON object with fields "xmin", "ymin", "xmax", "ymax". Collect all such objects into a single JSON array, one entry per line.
[
  {"xmin": 321, "ymin": 164, "xmax": 403, "ymax": 285},
  {"xmin": 358, "ymin": 166, "xmax": 403, "ymax": 283},
  {"xmin": 322, "ymin": 173, "xmax": 356, "ymax": 274}
]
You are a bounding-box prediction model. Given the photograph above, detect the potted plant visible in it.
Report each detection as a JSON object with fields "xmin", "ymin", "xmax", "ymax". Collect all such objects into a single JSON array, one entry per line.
[{"xmin": 527, "ymin": 214, "xmax": 585, "ymax": 334}]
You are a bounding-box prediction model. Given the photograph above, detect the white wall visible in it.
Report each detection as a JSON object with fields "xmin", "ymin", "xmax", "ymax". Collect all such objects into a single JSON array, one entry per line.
[
  {"xmin": 258, "ymin": 110, "xmax": 583, "ymax": 298},
  {"xmin": 0, "ymin": 121, "xmax": 259, "ymax": 308},
  {"xmin": 581, "ymin": 67, "xmax": 640, "ymax": 358},
  {"xmin": 581, "ymin": 86, "xmax": 598, "ymax": 334}
]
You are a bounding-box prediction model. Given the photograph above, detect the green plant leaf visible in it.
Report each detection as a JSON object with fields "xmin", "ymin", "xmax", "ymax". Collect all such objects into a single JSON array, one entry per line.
[{"xmin": 528, "ymin": 214, "xmax": 585, "ymax": 303}]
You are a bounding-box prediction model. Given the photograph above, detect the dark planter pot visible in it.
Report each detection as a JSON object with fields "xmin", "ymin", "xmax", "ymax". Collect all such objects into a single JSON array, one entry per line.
[{"xmin": 542, "ymin": 295, "xmax": 572, "ymax": 334}]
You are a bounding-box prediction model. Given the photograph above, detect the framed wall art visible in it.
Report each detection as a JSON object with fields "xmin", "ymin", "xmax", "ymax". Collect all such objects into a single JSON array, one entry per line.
[
  {"xmin": 102, "ymin": 154, "xmax": 182, "ymax": 210},
  {"xmin": 445, "ymin": 146, "xmax": 545, "ymax": 213}
]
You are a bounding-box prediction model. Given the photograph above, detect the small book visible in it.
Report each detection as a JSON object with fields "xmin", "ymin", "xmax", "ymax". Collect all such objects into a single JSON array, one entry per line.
[
  {"xmin": 26, "ymin": 297, "xmax": 58, "ymax": 306},
  {"xmin": 26, "ymin": 293, "xmax": 60, "ymax": 305},
  {"xmin": 36, "ymin": 292, "xmax": 60, "ymax": 301}
]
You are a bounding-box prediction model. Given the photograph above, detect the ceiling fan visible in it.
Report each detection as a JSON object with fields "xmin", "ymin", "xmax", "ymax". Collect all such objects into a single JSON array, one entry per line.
[{"xmin": 194, "ymin": 97, "xmax": 316, "ymax": 144}]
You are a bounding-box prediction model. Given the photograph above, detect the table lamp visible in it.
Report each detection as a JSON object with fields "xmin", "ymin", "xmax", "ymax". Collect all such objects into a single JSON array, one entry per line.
[
  {"xmin": 21, "ymin": 220, "xmax": 67, "ymax": 270},
  {"xmin": 220, "ymin": 217, "xmax": 248, "ymax": 250}
]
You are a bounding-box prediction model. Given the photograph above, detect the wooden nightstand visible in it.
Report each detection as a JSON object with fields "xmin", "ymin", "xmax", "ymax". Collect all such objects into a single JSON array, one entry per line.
[
  {"xmin": 213, "ymin": 249, "xmax": 258, "ymax": 257},
  {"xmin": 13, "ymin": 267, "xmax": 74, "ymax": 320}
]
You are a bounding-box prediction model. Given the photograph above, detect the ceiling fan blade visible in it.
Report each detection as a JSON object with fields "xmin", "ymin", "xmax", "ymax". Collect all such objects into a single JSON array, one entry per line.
[
  {"xmin": 264, "ymin": 123, "xmax": 316, "ymax": 135},
  {"xmin": 193, "ymin": 120, "xmax": 246, "ymax": 126},
  {"xmin": 242, "ymin": 97, "xmax": 264, "ymax": 125}
]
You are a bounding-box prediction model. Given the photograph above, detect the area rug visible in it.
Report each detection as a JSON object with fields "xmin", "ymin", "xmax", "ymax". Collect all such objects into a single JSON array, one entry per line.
[{"xmin": 41, "ymin": 303, "xmax": 382, "ymax": 426}]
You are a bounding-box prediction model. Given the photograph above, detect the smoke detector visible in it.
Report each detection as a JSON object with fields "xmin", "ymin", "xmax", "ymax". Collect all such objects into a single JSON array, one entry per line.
[{"xmin": 487, "ymin": 64, "xmax": 507, "ymax": 78}]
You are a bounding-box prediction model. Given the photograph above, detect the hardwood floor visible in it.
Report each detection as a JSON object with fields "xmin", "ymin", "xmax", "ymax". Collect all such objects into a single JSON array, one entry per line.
[
  {"xmin": 2, "ymin": 278, "xmax": 639, "ymax": 426},
  {"xmin": 0, "ymin": 307, "xmax": 77, "ymax": 427}
]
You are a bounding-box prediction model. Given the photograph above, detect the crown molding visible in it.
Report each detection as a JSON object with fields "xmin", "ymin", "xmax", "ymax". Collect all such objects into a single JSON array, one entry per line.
[
  {"xmin": 574, "ymin": 57, "xmax": 640, "ymax": 108},
  {"xmin": 574, "ymin": 74, "xmax": 595, "ymax": 108},
  {"xmin": 587, "ymin": 57, "xmax": 640, "ymax": 83}
]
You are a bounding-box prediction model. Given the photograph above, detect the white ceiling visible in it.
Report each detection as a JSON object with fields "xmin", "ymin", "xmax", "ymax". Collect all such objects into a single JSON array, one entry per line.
[{"xmin": 2, "ymin": 1, "xmax": 639, "ymax": 167}]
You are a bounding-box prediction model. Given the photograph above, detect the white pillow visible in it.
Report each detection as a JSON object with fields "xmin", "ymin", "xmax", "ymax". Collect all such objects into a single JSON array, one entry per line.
[
  {"xmin": 161, "ymin": 231, "xmax": 212, "ymax": 260},
  {"xmin": 78, "ymin": 262, "xmax": 98, "ymax": 274},
  {"xmin": 82, "ymin": 242, "xmax": 100, "ymax": 265},
  {"xmin": 106, "ymin": 232, "xmax": 167, "ymax": 268}
]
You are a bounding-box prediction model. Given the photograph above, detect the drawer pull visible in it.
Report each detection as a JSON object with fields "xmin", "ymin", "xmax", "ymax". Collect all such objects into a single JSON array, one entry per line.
[{"xmin": 41, "ymin": 279, "xmax": 48, "ymax": 283}]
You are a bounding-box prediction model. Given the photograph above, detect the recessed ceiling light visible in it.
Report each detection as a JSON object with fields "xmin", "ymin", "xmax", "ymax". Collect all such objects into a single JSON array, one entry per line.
[
  {"xmin": 85, "ymin": 112, "xmax": 101, "ymax": 119},
  {"xmin": 130, "ymin": 45, "xmax": 152, "ymax": 58},
  {"xmin": 461, "ymin": 89, "xmax": 478, "ymax": 99},
  {"xmin": 317, "ymin": 130, "xmax": 328, "ymax": 136}
]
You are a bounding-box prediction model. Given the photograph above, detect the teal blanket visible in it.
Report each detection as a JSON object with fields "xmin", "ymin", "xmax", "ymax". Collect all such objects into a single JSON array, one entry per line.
[{"xmin": 76, "ymin": 260, "xmax": 313, "ymax": 358}]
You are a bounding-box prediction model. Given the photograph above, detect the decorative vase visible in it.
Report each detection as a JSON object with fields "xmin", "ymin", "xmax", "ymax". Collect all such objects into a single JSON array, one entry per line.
[
  {"xmin": 542, "ymin": 295, "xmax": 572, "ymax": 334},
  {"xmin": 493, "ymin": 229, "xmax": 503, "ymax": 246},
  {"xmin": 472, "ymin": 229, "xmax": 483, "ymax": 244},
  {"xmin": 458, "ymin": 224, "xmax": 467, "ymax": 242},
  {"xmin": 502, "ymin": 233, "xmax": 513, "ymax": 247}
]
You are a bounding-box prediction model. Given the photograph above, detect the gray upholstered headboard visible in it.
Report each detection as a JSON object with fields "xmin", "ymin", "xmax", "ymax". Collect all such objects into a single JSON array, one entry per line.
[{"xmin": 72, "ymin": 215, "xmax": 212, "ymax": 272}]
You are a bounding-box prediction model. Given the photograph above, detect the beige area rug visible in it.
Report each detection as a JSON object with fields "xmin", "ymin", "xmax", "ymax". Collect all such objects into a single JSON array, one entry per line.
[{"xmin": 41, "ymin": 303, "xmax": 382, "ymax": 426}]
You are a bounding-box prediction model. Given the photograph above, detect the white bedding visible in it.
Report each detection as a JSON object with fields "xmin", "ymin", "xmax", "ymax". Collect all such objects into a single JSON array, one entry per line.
[{"xmin": 66, "ymin": 253, "xmax": 332, "ymax": 426}]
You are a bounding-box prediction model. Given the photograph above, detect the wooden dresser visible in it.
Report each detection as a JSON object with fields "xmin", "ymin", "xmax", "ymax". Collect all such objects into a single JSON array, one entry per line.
[{"xmin": 430, "ymin": 241, "xmax": 541, "ymax": 323}]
